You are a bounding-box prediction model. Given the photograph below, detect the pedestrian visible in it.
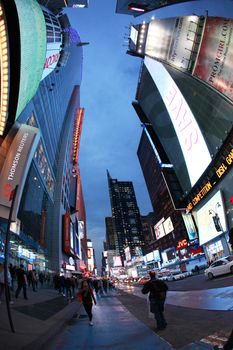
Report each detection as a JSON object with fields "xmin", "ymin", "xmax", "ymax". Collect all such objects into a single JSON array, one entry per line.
[
  {"xmin": 142, "ymin": 271, "xmax": 168, "ymax": 330},
  {"xmin": 0, "ymin": 263, "xmax": 13, "ymax": 304},
  {"xmin": 78, "ymin": 279, "xmax": 96, "ymax": 326},
  {"xmin": 15, "ymin": 264, "xmax": 28, "ymax": 300},
  {"xmin": 9, "ymin": 264, "xmax": 16, "ymax": 292},
  {"xmin": 223, "ymin": 329, "xmax": 233, "ymax": 350}
]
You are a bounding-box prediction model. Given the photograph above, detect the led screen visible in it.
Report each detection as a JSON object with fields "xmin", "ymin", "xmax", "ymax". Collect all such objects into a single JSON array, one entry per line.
[
  {"xmin": 113, "ymin": 256, "xmax": 122, "ymax": 267},
  {"xmin": 145, "ymin": 57, "xmax": 212, "ymax": 186},
  {"xmin": 146, "ymin": 16, "xmax": 198, "ymax": 71},
  {"xmin": 154, "ymin": 223, "xmax": 165, "ymax": 240},
  {"xmin": 14, "ymin": 0, "xmax": 46, "ymax": 118},
  {"xmin": 196, "ymin": 191, "xmax": 227, "ymax": 245},
  {"xmin": 182, "ymin": 213, "xmax": 198, "ymax": 241},
  {"xmin": 153, "ymin": 249, "xmax": 161, "ymax": 262},
  {"xmin": 163, "ymin": 217, "xmax": 174, "ymax": 234},
  {"xmin": 130, "ymin": 26, "xmax": 138, "ymax": 45}
]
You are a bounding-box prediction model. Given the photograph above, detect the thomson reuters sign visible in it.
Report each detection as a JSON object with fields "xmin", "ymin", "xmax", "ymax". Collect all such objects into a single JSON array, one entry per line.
[{"xmin": 0, "ymin": 124, "xmax": 40, "ymax": 220}]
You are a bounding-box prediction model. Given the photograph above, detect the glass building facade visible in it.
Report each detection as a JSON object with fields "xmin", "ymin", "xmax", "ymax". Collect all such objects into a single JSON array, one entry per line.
[{"xmin": 107, "ymin": 171, "xmax": 145, "ymax": 259}]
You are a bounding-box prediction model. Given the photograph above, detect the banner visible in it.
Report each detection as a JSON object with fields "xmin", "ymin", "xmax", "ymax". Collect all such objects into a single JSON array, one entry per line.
[
  {"xmin": 0, "ymin": 124, "xmax": 40, "ymax": 220},
  {"xmin": 63, "ymin": 212, "xmax": 70, "ymax": 254},
  {"xmin": 146, "ymin": 16, "xmax": 199, "ymax": 70},
  {"xmin": 193, "ymin": 17, "xmax": 233, "ymax": 101}
]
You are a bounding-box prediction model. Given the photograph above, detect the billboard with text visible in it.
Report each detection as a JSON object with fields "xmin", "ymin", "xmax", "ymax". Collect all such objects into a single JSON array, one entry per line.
[{"xmin": 193, "ymin": 17, "xmax": 233, "ymax": 101}]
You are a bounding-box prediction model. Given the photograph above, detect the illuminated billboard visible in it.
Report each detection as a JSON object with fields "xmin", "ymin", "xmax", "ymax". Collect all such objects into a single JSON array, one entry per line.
[
  {"xmin": 146, "ymin": 17, "xmax": 198, "ymax": 70},
  {"xmin": 0, "ymin": 3, "xmax": 9, "ymax": 136},
  {"xmin": 182, "ymin": 213, "xmax": 198, "ymax": 241},
  {"xmin": 196, "ymin": 191, "xmax": 227, "ymax": 246},
  {"xmin": 144, "ymin": 56, "xmax": 212, "ymax": 186},
  {"xmin": 124, "ymin": 246, "xmax": 131, "ymax": 262},
  {"xmin": 113, "ymin": 256, "xmax": 123, "ymax": 267},
  {"xmin": 163, "ymin": 217, "xmax": 174, "ymax": 235},
  {"xmin": 14, "ymin": 0, "xmax": 46, "ymax": 118},
  {"xmin": 193, "ymin": 17, "xmax": 233, "ymax": 101},
  {"xmin": 0, "ymin": 124, "xmax": 40, "ymax": 221}
]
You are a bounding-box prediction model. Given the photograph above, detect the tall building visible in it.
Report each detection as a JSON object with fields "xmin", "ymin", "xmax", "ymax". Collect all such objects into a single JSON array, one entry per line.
[
  {"xmin": 128, "ymin": 14, "xmax": 233, "ymax": 263},
  {"xmin": 105, "ymin": 217, "xmax": 116, "ymax": 251},
  {"xmin": 140, "ymin": 212, "xmax": 155, "ymax": 245},
  {"xmin": 107, "ymin": 170, "xmax": 145, "ymax": 260},
  {"xmin": 137, "ymin": 130, "xmax": 195, "ymax": 265},
  {"xmin": 0, "ymin": 2, "xmax": 87, "ymax": 274}
]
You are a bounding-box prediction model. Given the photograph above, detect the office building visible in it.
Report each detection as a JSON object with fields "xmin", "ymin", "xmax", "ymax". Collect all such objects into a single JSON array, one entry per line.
[{"xmin": 107, "ymin": 170, "xmax": 145, "ymax": 260}]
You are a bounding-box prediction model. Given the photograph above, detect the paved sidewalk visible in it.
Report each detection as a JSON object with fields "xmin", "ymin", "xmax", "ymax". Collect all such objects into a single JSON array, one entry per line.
[
  {"xmin": 0, "ymin": 287, "xmax": 81, "ymax": 350},
  {"xmin": 46, "ymin": 293, "xmax": 174, "ymax": 350}
]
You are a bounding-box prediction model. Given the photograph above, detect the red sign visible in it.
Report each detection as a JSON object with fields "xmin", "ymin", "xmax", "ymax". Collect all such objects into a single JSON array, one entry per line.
[
  {"xmin": 63, "ymin": 212, "xmax": 70, "ymax": 254},
  {"xmin": 44, "ymin": 53, "xmax": 60, "ymax": 69},
  {"xmin": 230, "ymin": 196, "xmax": 233, "ymax": 205},
  {"xmin": 176, "ymin": 239, "xmax": 188, "ymax": 250}
]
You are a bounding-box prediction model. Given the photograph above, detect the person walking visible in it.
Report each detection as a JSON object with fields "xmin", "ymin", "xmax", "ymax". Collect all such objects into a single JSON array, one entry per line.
[
  {"xmin": 78, "ymin": 279, "xmax": 96, "ymax": 326},
  {"xmin": 0, "ymin": 263, "xmax": 13, "ymax": 304},
  {"xmin": 142, "ymin": 271, "xmax": 168, "ymax": 330},
  {"xmin": 223, "ymin": 329, "xmax": 233, "ymax": 350},
  {"xmin": 15, "ymin": 264, "xmax": 28, "ymax": 300}
]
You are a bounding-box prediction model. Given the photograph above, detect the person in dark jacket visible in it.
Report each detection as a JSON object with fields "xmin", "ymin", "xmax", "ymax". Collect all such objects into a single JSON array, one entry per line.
[
  {"xmin": 223, "ymin": 329, "xmax": 233, "ymax": 350},
  {"xmin": 78, "ymin": 279, "xmax": 96, "ymax": 326},
  {"xmin": 142, "ymin": 271, "xmax": 168, "ymax": 330}
]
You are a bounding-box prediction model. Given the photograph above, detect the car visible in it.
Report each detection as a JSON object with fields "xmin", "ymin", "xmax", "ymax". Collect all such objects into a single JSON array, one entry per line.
[
  {"xmin": 205, "ymin": 255, "xmax": 233, "ymax": 280},
  {"xmin": 138, "ymin": 276, "xmax": 150, "ymax": 284},
  {"xmin": 166, "ymin": 271, "xmax": 186, "ymax": 281}
]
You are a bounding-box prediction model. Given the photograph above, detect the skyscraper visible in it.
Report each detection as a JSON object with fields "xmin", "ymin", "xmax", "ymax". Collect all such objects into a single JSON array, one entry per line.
[
  {"xmin": 137, "ymin": 129, "xmax": 188, "ymax": 260},
  {"xmin": 107, "ymin": 170, "xmax": 144, "ymax": 260}
]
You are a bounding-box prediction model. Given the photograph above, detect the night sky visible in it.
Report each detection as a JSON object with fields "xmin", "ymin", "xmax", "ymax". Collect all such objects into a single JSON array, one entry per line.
[{"xmin": 67, "ymin": 0, "xmax": 233, "ymax": 270}]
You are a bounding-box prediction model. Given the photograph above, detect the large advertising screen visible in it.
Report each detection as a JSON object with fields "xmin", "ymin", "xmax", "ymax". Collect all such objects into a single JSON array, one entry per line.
[
  {"xmin": 146, "ymin": 16, "xmax": 198, "ymax": 70},
  {"xmin": 193, "ymin": 17, "xmax": 233, "ymax": 101},
  {"xmin": 14, "ymin": 0, "xmax": 46, "ymax": 118},
  {"xmin": 196, "ymin": 191, "xmax": 227, "ymax": 246},
  {"xmin": 145, "ymin": 57, "xmax": 212, "ymax": 186},
  {"xmin": 182, "ymin": 213, "xmax": 198, "ymax": 241}
]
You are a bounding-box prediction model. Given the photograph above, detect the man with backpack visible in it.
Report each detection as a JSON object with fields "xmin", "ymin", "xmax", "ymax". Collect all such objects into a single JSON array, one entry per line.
[{"xmin": 142, "ymin": 271, "xmax": 168, "ymax": 330}]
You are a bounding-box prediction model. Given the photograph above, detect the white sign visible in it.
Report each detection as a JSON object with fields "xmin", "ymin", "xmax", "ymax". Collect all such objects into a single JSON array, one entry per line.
[
  {"xmin": 0, "ymin": 124, "xmax": 40, "ymax": 220},
  {"xmin": 163, "ymin": 217, "xmax": 174, "ymax": 234},
  {"xmin": 145, "ymin": 57, "xmax": 211, "ymax": 186},
  {"xmin": 196, "ymin": 191, "xmax": 227, "ymax": 245}
]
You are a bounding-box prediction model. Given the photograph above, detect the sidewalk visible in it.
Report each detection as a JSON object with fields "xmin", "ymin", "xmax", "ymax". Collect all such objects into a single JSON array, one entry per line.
[
  {"xmin": 0, "ymin": 287, "xmax": 82, "ymax": 350},
  {"xmin": 46, "ymin": 292, "xmax": 174, "ymax": 350},
  {"xmin": 0, "ymin": 287, "xmax": 231, "ymax": 349}
]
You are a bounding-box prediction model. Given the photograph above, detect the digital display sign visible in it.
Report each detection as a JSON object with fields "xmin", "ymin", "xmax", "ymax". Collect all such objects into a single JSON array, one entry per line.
[
  {"xmin": 14, "ymin": 0, "xmax": 46, "ymax": 118},
  {"xmin": 145, "ymin": 56, "xmax": 212, "ymax": 187},
  {"xmin": 182, "ymin": 213, "xmax": 198, "ymax": 241},
  {"xmin": 196, "ymin": 191, "xmax": 227, "ymax": 246},
  {"xmin": 187, "ymin": 145, "xmax": 233, "ymax": 211},
  {"xmin": 146, "ymin": 16, "xmax": 199, "ymax": 71}
]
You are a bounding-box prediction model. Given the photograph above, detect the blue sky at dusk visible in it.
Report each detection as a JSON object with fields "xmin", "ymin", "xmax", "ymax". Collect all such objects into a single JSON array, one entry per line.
[{"xmin": 67, "ymin": 0, "xmax": 233, "ymax": 269}]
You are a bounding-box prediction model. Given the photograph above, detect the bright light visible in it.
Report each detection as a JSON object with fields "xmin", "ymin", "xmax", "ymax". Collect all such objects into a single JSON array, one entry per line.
[{"xmin": 0, "ymin": 4, "xmax": 9, "ymax": 136}]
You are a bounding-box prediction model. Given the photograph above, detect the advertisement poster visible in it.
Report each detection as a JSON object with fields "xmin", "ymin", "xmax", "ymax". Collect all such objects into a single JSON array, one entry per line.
[
  {"xmin": 196, "ymin": 191, "xmax": 227, "ymax": 245},
  {"xmin": 146, "ymin": 16, "xmax": 198, "ymax": 70},
  {"xmin": 193, "ymin": 17, "xmax": 233, "ymax": 101}
]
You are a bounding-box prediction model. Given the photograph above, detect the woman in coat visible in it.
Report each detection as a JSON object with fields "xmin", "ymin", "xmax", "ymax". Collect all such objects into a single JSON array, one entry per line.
[{"xmin": 78, "ymin": 279, "xmax": 96, "ymax": 325}]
